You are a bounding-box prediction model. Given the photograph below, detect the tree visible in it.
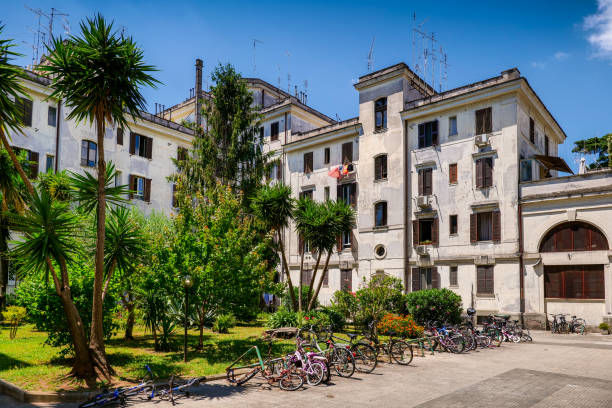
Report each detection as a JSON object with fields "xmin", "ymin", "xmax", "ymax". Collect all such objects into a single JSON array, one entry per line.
[
  {"xmin": 8, "ymin": 190, "xmax": 97, "ymax": 384},
  {"xmin": 307, "ymin": 200, "xmax": 355, "ymax": 311},
  {"xmin": 572, "ymin": 134, "xmax": 612, "ymax": 169},
  {"xmin": 174, "ymin": 63, "xmax": 270, "ymax": 204},
  {"xmin": 0, "ymin": 146, "xmax": 28, "ymax": 308},
  {"xmin": 39, "ymin": 14, "xmax": 158, "ymax": 377},
  {"xmin": 251, "ymin": 184, "xmax": 297, "ymax": 310}
]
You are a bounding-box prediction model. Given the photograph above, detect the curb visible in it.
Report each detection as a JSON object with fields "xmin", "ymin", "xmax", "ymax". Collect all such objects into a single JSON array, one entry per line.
[{"xmin": 0, "ymin": 373, "xmax": 228, "ymax": 404}]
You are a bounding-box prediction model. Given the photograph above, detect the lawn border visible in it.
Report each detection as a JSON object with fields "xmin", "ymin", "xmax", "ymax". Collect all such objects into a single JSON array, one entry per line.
[{"xmin": 0, "ymin": 374, "xmax": 228, "ymax": 403}]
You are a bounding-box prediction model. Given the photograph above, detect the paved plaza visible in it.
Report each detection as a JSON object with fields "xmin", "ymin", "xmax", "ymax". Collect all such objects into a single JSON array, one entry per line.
[{"xmin": 3, "ymin": 331, "xmax": 612, "ymax": 408}]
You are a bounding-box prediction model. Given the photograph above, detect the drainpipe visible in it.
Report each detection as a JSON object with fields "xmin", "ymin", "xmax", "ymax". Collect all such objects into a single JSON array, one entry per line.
[
  {"xmin": 195, "ymin": 59, "xmax": 203, "ymax": 129},
  {"xmin": 403, "ymin": 118, "xmax": 410, "ymax": 291},
  {"xmin": 284, "ymin": 112, "xmax": 288, "ymax": 144},
  {"xmin": 54, "ymin": 99, "xmax": 61, "ymax": 172},
  {"xmin": 518, "ymin": 184, "xmax": 525, "ymax": 327}
]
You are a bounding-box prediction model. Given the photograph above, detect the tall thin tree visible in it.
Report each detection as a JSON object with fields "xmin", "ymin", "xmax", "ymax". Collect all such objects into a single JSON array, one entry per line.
[{"xmin": 39, "ymin": 14, "xmax": 158, "ymax": 377}]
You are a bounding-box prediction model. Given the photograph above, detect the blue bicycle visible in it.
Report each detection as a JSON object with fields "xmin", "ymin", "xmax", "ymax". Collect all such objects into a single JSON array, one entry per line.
[{"xmin": 78, "ymin": 365, "xmax": 155, "ymax": 407}]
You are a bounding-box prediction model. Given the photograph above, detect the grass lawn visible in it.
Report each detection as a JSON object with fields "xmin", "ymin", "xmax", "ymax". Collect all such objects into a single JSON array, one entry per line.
[{"xmin": 0, "ymin": 322, "xmax": 294, "ymax": 392}]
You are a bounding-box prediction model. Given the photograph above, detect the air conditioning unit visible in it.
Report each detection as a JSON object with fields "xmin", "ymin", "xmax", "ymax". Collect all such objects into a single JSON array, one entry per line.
[
  {"xmin": 416, "ymin": 245, "xmax": 428, "ymax": 255},
  {"xmin": 475, "ymin": 134, "xmax": 489, "ymax": 147},
  {"xmin": 417, "ymin": 195, "xmax": 431, "ymax": 209}
]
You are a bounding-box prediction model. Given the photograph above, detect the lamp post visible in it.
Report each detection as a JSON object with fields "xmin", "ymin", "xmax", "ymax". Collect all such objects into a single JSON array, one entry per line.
[{"xmin": 181, "ymin": 275, "xmax": 193, "ymax": 362}]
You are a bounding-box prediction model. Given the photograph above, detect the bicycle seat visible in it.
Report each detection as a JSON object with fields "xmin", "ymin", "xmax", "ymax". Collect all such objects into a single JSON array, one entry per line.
[
  {"xmin": 512, "ymin": 320, "xmax": 519, "ymax": 323},
  {"xmin": 571, "ymin": 316, "xmax": 577, "ymax": 319},
  {"xmin": 347, "ymin": 333, "xmax": 358, "ymax": 340}
]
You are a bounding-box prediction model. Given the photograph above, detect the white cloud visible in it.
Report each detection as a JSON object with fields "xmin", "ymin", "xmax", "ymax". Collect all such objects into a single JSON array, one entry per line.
[
  {"xmin": 554, "ymin": 51, "xmax": 570, "ymax": 61},
  {"xmin": 531, "ymin": 61, "xmax": 547, "ymax": 69},
  {"xmin": 531, "ymin": 51, "xmax": 571, "ymax": 69},
  {"xmin": 584, "ymin": 0, "xmax": 612, "ymax": 58}
]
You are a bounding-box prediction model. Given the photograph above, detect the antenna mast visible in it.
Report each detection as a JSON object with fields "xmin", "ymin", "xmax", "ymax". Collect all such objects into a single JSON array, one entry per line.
[
  {"xmin": 252, "ymin": 39, "xmax": 263, "ymax": 74},
  {"xmin": 367, "ymin": 36, "xmax": 375, "ymax": 72}
]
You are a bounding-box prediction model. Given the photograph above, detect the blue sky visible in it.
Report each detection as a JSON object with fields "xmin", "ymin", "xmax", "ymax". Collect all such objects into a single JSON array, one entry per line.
[{"xmin": 3, "ymin": 0, "xmax": 611, "ymax": 171}]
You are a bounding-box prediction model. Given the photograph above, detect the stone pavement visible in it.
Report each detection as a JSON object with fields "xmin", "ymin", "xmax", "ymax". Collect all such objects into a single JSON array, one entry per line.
[{"xmin": 2, "ymin": 331, "xmax": 611, "ymax": 408}]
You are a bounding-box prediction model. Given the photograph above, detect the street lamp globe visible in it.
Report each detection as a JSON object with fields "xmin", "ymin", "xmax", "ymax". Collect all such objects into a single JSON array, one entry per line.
[{"xmin": 182, "ymin": 275, "xmax": 193, "ymax": 289}]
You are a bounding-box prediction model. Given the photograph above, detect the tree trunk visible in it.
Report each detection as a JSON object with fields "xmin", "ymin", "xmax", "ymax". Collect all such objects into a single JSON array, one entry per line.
[
  {"xmin": 89, "ymin": 110, "xmax": 111, "ymax": 379},
  {"xmin": 298, "ymin": 249, "xmax": 304, "ymax": 313},
  {"xmin": 608, "ymin": 134, "xmax": 612, "ymax": 168},
  {"xmin": 307, "ymin": 249, "xmax": 332, "ymax": 311},
  {"xmin": 277, "ymin": 230, "xmax": 297, "ymax": 310},
  {"xmin": 124, "ymin": 298, "xmax": 135, "ymax": 341},
  {"xmin": 152, "ymin": 326, "xmax": 158, "ymax": 351},
  {"xmin": 101, "ymin": 259, "xmax": 117, "ymax": 303},
  {"xmin": 0, "ymin": 254, "xmax": 8, "ymax": 310},
  {"xmin": 306, "ymin": 250, "xmax": 323, "ymax": 310},
  {"xmin": 0, "ymin": 128, "xmax": 34, "ymax": 195},
  {"xmin": 46, "ymin": 258, "xmax": 96, "ymax": 386},
  {"xmin": 197, "ymin": 306, "xmax": 206, "ymax": 349}
]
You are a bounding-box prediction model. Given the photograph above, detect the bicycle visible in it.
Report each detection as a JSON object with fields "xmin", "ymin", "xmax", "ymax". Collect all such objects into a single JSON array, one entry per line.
[
  {"xmin": 287, "ymin": 338, "xmax": 328, "ymax": 386},
  {"xmin": 156, "ymin": 375, "xmax": 204, "ymax": 405},
  {"xmin": 424, "ymin": 321, "xmax": 466, "ymax": 353},
  {"xmin": 550, "ymin": 313, "xmax": 569, "ymax": 333},
  {"xmin": 319, "ymin": 325, "xmax": 378, "ymax": 374},
  {"xmin": 568, "ymin": 315, "xmax": 587, "ymax": 334},
  {"xmin": 363, "ymin": 321, "xmax": 414, "ymax": 365},
  {"xmin": 78, "ymin": 365, "xmax": 155, "ymax": 408}
]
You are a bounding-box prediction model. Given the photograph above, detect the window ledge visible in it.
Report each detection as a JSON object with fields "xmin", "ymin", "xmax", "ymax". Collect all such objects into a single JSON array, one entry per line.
[
  {"xmin": 449, "ymin": 285, "xmax": 459, "ymax": 288},
  {"xmin": 449, "ymin": 233, "xmax": 458, "ymax": 237},
  {"xmin": 374, "ymin": 178, "xmax": 388, "ymax": 183},
  {"xmin": 373, "ymin": 226, "xmax": 388, "ymax": 232},
  {"xmin": 374, "ymin": 128, "xmax": 388, "ymax": 134},
  {"xmin": 449, "ymin": 182, "xmax": 458, "ymax": 186},
  {"xmin": 476, "ymin": 293, "xmax": 495, "ymax": 298}
]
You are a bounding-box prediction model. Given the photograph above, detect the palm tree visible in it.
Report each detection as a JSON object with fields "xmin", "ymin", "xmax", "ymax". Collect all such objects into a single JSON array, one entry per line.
[
  {"xmin": 0, "ymin": 24, "xmax": 35, "ymax": 195},
  {"xmin": 251, "ymin": 184, "xmax": 297, "ymax": 310},
  {"xmin": 8, "ymin": 189, "xmax": 96, "ymax": 384},
  {"xmin": 39, "ymin": 14, "xmax": 158, "ymax": 376},
  {"xmin": 0, "ymin": 146, "xmax": 28, "ymax": 308},
  {"xmin": 293, "ymin": 197, "xmax": 323, "ymax": 312},
  {"xmin": 307, "ymin": 200, "xmax": 355, "ymax": 311}
]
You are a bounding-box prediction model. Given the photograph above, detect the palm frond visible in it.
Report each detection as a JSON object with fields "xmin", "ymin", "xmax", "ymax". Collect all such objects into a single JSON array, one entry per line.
[{"xmin": 69, "ymin": 161, "xmax": 130, "ymax": 215}]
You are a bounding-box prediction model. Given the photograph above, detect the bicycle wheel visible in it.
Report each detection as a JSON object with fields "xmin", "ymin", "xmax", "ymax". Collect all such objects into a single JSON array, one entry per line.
[
  {"xmin": 351, "ymin": 343, "xmax": 378, "ymax": 373},
  {"xmin": 449, "ymin": 334, "xmax": 465, "ymax": 353},
  {"xmin": 226, "ymin": 367, "xmax": 259, "ymax": 386},
  {"xmin": 558, "ymin": 322, "xmax": 569, "ymax": 334},
  {"xmin": 305, "ymin": 362, "xmax": 325, "ymax": 386},
  {"xmin": 573, "ymin": 323, "xmax": 586, "ymax": 335},
  {"xmin": 389, "ymin": 340, "xmax": 413, "ymax": 365},
  {"xmin": 476, "ymin": 335, "xmax": 491, "ymax": 348},
  {"xmin": 79, "ymin": 395, "xmax": 118, "ymax": 408},
  {"xmin": 331, "ymin": 347, "xmax": 355, "ymax": 378},
  {"xmin": 278, "ymin": 370, "xmax": 304, "ymax": 391},
  {"xmin": 123, "ymin": 384, "xmax": 155, "ymax": 401}
]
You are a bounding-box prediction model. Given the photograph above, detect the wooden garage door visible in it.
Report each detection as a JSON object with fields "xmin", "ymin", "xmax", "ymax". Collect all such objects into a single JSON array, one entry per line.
[{"xmin": 544, "ymin": 265, "xmax": 604, "ymax": 299}]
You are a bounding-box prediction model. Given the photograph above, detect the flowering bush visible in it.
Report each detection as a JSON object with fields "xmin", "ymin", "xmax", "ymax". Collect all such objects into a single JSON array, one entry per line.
[
  {"xmin": 376, "ymin": 313, "xmax": 423, "ymax": 339},
  {"xmin": 405, "ymin": 288, "xmax": 463, "ymax": 326}
]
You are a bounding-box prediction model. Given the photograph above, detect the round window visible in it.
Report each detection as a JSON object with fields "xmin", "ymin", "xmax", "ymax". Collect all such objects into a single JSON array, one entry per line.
[{"xmin": 374, "ymin": 244, "xmax": 386, "ymax": 259}]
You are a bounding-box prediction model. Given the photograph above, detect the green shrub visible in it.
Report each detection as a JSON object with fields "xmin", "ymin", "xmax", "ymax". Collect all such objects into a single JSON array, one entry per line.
[
  {"xmin": 2, "ymin": 306, "xmax": 27, "ymax": 339},
  {"xmin": 318, "ymin": 306, "xmax": 346, "ymax": 331},
  {"xmin": 405, "ymin": 288, "xmax": 463, "ymax": 325},
  {"xmin": 281, "ymin": 285, "xmax": 319, "ymax": 311},
  {"xmin": 331, "ymin": 290, "xmax": 358, "ymax": 322},
  {"xmin": 303, "ymin": 310, "xmax": 332, "ymax": 331},
  {"xmin": 213, "ymin": 313, "xmax": 237, "ymax": 333},
  {"xmin": 599, "ymin": 322, "xmax": 610, "ymax": 331},
  {"xmin": 266, "ymin": 307, "xmax": 298, "ymax": 329}
]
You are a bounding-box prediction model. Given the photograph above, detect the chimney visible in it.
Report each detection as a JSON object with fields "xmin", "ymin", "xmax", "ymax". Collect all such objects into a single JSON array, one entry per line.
[{"xmin": 195, "ymin": 59, "xmax": 203, "ymax": 127}]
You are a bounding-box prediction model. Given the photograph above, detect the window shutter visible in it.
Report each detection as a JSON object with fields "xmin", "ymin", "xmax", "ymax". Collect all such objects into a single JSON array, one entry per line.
[
  {"xmin": 475, "ymin": 110, "xmax": 483, "ymax": 135},
  {"xmin": 336, "ymin": 235, "xmax": 343, "ymax": 252},
  {"xmin": 375, "ymin": 157, "xmax": 381, "ymax": 180},
  {"xmin": 412, "ymin": 268, "xmax": 421, "ymax": 292},
  {"xmin": 485, "ymin": 107, "xmax": 492, "ymax": 133},
  {"xmin": 432, "ymin": 120, "xmax": 439, "ymax": 145},
  {"xmin": 276, "ymin": 161, "xmax": 282, "ymax": 180},
  {"xmin": 449, "ymin": 163, "xmax": 457, "ymax": 184},
  {"xmin": 342, "ymin": 142, "xmax": 353, "ymax": 163},
  {"xmin": 22, "ymin": 99, "xmax": 33, "ymax": 127},
  {"xmin": 418, "ymin": 124, "xmax": 425, "ymax": 147},
  {"xmin": 337, "ymin": 183, "xmax": 342, "ymax": 201},
  {"xmin": 117, "ymin": 128, "xmax": 124, "ymax": 145},
  {"xmin": 129, "ymin": 132, "xmax": 136, "ymax": 155},
  {"xmin": 29, "ymin": 151, "xmax": 39, "ymax": 178},
  {"xmin": 129, "ymin": 175, "xmax": 135, "ymax": 199},
  {"xmin": 475, "ymin": 159, "xmax": 483, "ymax": 188},
  {"xmin": 424, "ymin": 169, "xmax": 432, "ymax": 195},
  {"xmin": 382, "ymin": 155, "xmax": 387, "ymax": 178},
  {"xmin": 477, "ymin": 266, "xmax": 484, "ymax": 293},
  {"xmin": 350, "ymin": 229, "xmax": 358, "ymax": 252},
  {"xmin": 145, "ymin": 137, "xmax": 153, "ymax": 159},
  {"xmin": 298, "ymin": 235, "xmax": 304, "ymax": 255},
  {"xmin": 432, "ymin": 267, "xmax": 440, "ymax": 288},
  {"xmin": 432, "ymin": 217, "xmax": 439, "ymax": 246},
  {"xmin": 470, "ymin": 213, "xmax": 477, "ymax": 243},
  {"xmin": 492, "ymin": 210, "xmax": 501, "ymax": 242},
  {"xmin": 418, "ymin": 170, "xmax": 424, "ymax": 196},
  {"xmin": 412, "ymin": 220, "xmax": 419, "ymax": 247},
  {"xmin": 144, "ymin": 178, "xmax": 152, "ymax": 202},
  {"xmin": 485, "ymin": 157, "xmax": 493, "ymax": 187},
  {"xmin": 349, "ymin": 183, "xmax": 357, "ymax": 207}
]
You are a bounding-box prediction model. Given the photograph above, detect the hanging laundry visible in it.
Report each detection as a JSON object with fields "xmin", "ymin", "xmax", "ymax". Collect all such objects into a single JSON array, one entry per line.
[
  {"xmin": 342, "ymin": 164, "xmax": 349, "ymax": 175},
  {"xmin": 328, "ymin": 166, "xmax": 341, "ymax": 179}
]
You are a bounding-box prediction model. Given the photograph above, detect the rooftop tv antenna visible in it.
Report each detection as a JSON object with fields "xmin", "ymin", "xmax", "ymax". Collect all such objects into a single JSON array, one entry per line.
[
  {"xmin": 48, "ymin": 7, "xmax": 68, "ymax": 44},
  {"xmin": 367, "ymin": 36, "xmax": 375, "ymax": 72},
  {"xmin": 252, "ymin": 39, "xmax": 263, "ymax": 74},
  {"xmin": 25, "ymin": 5, "xmax": 48, "ymax": 65},
  {"xmin": 285, "ymin": 50, "xmax": 291, "ymax": 93}
]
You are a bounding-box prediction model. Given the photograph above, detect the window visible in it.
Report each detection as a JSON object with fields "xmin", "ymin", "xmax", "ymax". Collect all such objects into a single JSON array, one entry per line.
[
  {"xmin": 342, "ymin": 231, "xmax": 351, "ymax": 249},
  {"xmin": 303, "ymin": 152, "xmax": 313, "ymax": 173},
  {"xmin": 411, "ymin": 267, "xmax": 439, "ymax": 291},
  {"xmin": 449, "ymin": 266, "xmax": 458, "ymax": 286},
  {"xmin": 324, "ymin": 186, "xmax": 330, "ymax": 201},
  {"xmin": 129, "ymin": 133, "xmax": 153, "ymax": 159},
  {"xmin": 375, "ymin": 202, "xmax": 387, "ymax": 227},
  {"xmin": 301, "ymin": 270, "xmax": 313, "ymax": 286},
  {"xmin": 374, "ymin": 155, "xmax": 387, "ymax": 180},
  {"xmin": 271, "ymin": 122, "xmax": 279, "ymax": 141},
  {"xmin": 322, "ymin": 270, "xmax": 329, "ymax": 287},
  {"xmin": 540, "ymin": 222, "xmax": 608, "ymax": 252},
  {"xmin": 129, "ymin": 175, "xmax": 151, "ymax": 202},
  {"xmin": 544, "ymin": 135, "xmax": 550, "ymax": 156},
  {"xmin": 341, "ymin": 269, "xmax": 352, "ymax": 292},
  {"xmin": 375, "ymin": 245, "xmax": 386, "ymax": 258},
  {"xmin": 413, "ymin": 217, "xmax": 439, "ymax": 245},
  {"xmin": 529, "ymin": 118, "xmax": 535, "ymax": 144},
  {"xmin": 374, "ymin": 98, "xmax": 387, "ymax": 131},
  {"xmin": 448, "ymin": 116, "xmax": 457, "ymax": 136},
  {"xmin": 475, "ymin": 107, "xmax": 492, "ymax": 135},
  {"xmin": 520, "ymin": 159, "xmax": 532, "ymax": 182},
  {"xmin": 418, "ymin": 168, "xmax": 433, "ymax": 195},
  {"xmin": 117, "ymin": 128, "xmax": 124, "ymax": 145},
  {"xmin": 338, "ymin": 182, "xmax": 356, "ymax": 206},
  {"xmin": 449, "ymin": 215, "xmax": 458, "ymax": 235},
  {"xmin": 16, "ymin": 97, "xmax": 33, "ymax": 127},
  {"xmin": 177, "ymin": 146, "xmax": 188, "ymax": 162},
  {"xmin": 417, "ymin": 120, "xmax": 439, "ymax": 148},
  {"xmin": 544, "ymin": 265, "xmax": 604, "ymax": 299},
  {"xmin": 14, "ymin": 147, "xmax": 39, "ymax": 178},
  {"xmin": 475, "ymin": 157, "xmax": 493, "ymax": 188},
  {"xmin": 259, "ymin": 126, "xmax": 264, "ymax": 140},
  {"xmin": 324, "ymin": 147, "xmax": 330, "ymax": 164},
  {"xmin": 81, "ymin": 140, "xmax": 97, "ymax": 167},
  {"xmin": 48, "ymin": 106, "xmax": 57, "ymax": 127},
  {"xmin": 45, "ymin": 155, "xmax": 54, "ymax": 173},
  {"xmin": 477, "ymin": 265, "xmax": 494, "ymax": 294},
  {"xmin": 299, "ymin": 189, "xmax": 314, "ymax": 200},
  {"xmin": 115, "ymin": 171, "xmax": 122, "ymax": 187},
  {"xmin": 341, "ymin": 142, "xmax": 353, "ymax": 163},
  {"xmin": 470, "ymin": 211, "xmax": 501, "ymax": 242},
  {"xmin": 449, "ymin": 163, "xmax": 457, "ymax": 184}
]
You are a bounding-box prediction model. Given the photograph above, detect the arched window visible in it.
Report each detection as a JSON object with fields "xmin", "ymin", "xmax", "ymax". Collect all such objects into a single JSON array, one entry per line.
[
  {"xmin": 375, "ymin": 202, "xmax": 387, "ymax": 227},
  {"xmin": 539, "ymin": 222, "xmax": 608, "ymax": 252},
  {"xmin": 374, "ymin": 98, "xmax": 387, "ymax": 131}
]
